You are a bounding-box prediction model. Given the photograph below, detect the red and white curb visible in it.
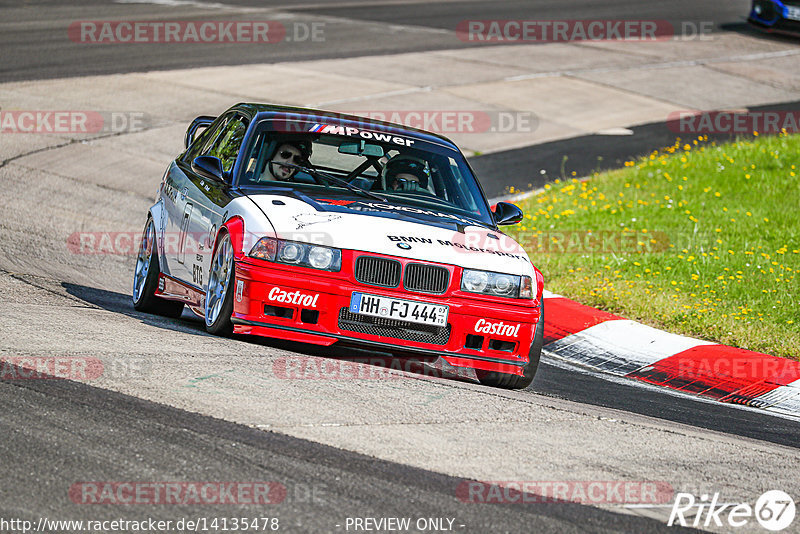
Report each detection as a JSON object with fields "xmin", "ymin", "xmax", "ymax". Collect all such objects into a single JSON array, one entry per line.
[{"xmin": 541, "ymin": 291, "xmax": 800, "ymax": 418}]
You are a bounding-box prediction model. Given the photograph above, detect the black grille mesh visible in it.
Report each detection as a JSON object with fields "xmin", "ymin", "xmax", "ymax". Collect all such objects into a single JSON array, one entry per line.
[
  {"xmin": 354, "ymin": 256, "xmax": 401, "ymax": 287},
  {"xmin": 338, "ymin": 308, "xmax": 451, "ymax": 345},
  {"xmin": 404, "ymin": 263, "xmax": 450, "ymax": 294}
]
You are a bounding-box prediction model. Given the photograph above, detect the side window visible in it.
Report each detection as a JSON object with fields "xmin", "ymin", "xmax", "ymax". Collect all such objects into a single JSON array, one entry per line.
[
  {"xmin": 185, "ymin": 115, "xmax": 229, "ymax": 161},
  {"xmin": 242, "ymin": 132, "xmax": 269, "ymax": 183},
  {"xmin": 446, "ymin": 157, "xmax": 478, "ymax": 211},
  {"xmin": 207, "ymin": 116, "xmax": 247, "ymax": 172},
  {"xmin": 199, "ymin": 116, "xmax": 230, "ymax": 157}
]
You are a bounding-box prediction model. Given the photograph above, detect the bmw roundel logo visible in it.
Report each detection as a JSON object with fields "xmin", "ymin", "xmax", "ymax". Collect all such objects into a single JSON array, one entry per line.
[{"xmin": 397, "ymin": 243, "xmax": 412, "ymax": 250}]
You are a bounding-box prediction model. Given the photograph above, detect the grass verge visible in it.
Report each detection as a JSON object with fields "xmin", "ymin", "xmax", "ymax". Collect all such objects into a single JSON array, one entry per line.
[{"xmin": 507, "ymin": 133, "xmax": 799, "ymax": 360}]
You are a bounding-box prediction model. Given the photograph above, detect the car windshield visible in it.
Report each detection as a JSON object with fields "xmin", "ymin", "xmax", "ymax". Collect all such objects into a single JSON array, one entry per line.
[{"xmin": 237, "ymin": 121, "xmax": 494, "ymax": 226}]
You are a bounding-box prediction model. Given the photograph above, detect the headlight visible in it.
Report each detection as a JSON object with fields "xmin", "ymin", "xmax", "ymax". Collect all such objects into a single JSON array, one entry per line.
[
  {"xmin": 462, "ymin": 270, "xmax": 489, "ymax": 292},
  {"xmin": 461, "ymin": 269, "xmax": 533, "ymax": 299},
  {"xmin": 280, "ymin": 242, "xmax": 303, "ymax": 263},
  {"xmin": 493, "ymin": 274, "xmax": 515, "ymax": 296},
  {"xmin": 249, "ymin": 237, "xmax": 341, "ymax": 272},
  {"xmin": 308, "ymin": 246, "xmax": 335, "ymax": 270}
]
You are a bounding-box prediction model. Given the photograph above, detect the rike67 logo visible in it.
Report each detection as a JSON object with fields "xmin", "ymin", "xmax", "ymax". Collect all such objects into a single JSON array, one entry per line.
[{"xmin": 668, "ymin": 490, "xmax": 795, "ymax": 531}]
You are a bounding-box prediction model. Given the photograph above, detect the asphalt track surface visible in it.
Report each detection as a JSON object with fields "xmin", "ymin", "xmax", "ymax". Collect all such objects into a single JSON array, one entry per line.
[
  {"xmin": 1, "ymin": 365, "xmax": 695, "ymax": 534},
  {"xmin": 1, "ymin": 0, "xmax": 751, "ymax": 82},
  {"xmin": 2, "ymin": 1, "xmax": 800, "ymax": 533}
]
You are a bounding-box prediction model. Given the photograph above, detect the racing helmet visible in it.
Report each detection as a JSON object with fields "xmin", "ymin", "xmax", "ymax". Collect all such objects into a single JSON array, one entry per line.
[{"xmin": 382, "ymin": 155, "xmax": 430, "ymax": 191}]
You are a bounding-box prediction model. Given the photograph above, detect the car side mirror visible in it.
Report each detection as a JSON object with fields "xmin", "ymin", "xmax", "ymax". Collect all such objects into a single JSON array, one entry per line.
[
  {"xmin": 192, "ymin": 156, "xmax": 225, "ymax": 182},
  {"xmin": 493, "ymin": 202, "xmax": 524, "ymax": 225}
]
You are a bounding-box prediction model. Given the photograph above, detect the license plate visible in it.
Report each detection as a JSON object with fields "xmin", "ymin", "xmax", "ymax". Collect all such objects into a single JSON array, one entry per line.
[
  {"xmin": 787, "ymin": 6, "xmax": 800, "ymax": 20},
  {"xmin": 349, "ymin": 292, "xmax": 448, "ymax": 327}
]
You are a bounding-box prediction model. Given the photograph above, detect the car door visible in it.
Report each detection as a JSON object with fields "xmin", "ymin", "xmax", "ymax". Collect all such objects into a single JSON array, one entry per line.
[
  {"xmin": 180, "ymin": 114, "xmax": 249, "ymax": 293},
  {"xmin": 162, "ymin": 113, "xmax": 232, "ymax": 284}
]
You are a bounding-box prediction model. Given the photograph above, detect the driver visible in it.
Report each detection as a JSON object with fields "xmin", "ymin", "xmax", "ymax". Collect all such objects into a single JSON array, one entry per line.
[
  {"xmin": 383, "ymin": 156, "xmax": 430, "ymax": 192},
  {"xmin": 259, "ymin": 141, "xmax": 312, "ymax": 182}
]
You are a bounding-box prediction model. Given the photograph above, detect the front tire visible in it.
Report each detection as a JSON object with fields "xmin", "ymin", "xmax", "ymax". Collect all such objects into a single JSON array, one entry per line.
[
  {"xmin": 205, "ymin": 231, "xmax": 235, "ymax": 336},
  {"xmin": 132, "ymin": 218, "xmax": 184, "ymax": 318},
  {"xmin": 477, "ymin": 301, "xmax": 544, "ymax": 390}
]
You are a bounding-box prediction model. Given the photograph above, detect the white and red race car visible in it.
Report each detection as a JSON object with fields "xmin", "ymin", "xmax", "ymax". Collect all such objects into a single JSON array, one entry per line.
[{"xmin": 133, "ymin": 104, "xmax": 544, "ymax": 389}]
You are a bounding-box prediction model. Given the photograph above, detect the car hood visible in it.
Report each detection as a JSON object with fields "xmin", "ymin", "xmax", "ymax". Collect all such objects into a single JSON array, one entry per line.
[{"xmin": 244, "ymin": 192, "xmax": 532, "ymax": 275}]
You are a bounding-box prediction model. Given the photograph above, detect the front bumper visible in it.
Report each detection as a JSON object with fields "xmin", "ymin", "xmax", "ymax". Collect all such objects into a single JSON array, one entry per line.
[{"xmin": 232, "ymin": 258, "xmax": 540, "ymax": 376}]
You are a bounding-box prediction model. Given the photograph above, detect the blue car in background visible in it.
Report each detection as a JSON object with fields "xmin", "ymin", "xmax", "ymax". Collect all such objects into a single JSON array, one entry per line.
[{"xmin": 749, "ymin": 0, "xmax": 800, "ymax": 35}]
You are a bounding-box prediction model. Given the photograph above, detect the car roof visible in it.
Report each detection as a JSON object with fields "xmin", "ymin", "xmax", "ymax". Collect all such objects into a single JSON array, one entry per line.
[{"xmin": 229, "ymin": 102, "xmax": 461, "ymax": 150}]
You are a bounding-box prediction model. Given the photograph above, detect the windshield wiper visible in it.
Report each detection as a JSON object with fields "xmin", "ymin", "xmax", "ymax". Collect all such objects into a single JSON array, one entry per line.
[{"xmin": 279, "ymin": 162, "xmax": 387, "ymax": 202}]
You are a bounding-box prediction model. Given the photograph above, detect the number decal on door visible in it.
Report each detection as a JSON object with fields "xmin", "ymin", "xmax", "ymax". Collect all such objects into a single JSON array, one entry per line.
[{"xmin": 192, "ymin": 264, "xmax": 203, "ymax": 286}]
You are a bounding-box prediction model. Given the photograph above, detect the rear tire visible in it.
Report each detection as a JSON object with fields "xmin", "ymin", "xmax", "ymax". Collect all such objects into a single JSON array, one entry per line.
[
  {"xmin": 477, "ymin": 301, "xmax": 544, "ymax": 390},
  {"xmin": 132, "ymin": 218, "xmax": 185, "ymax": 318}
]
